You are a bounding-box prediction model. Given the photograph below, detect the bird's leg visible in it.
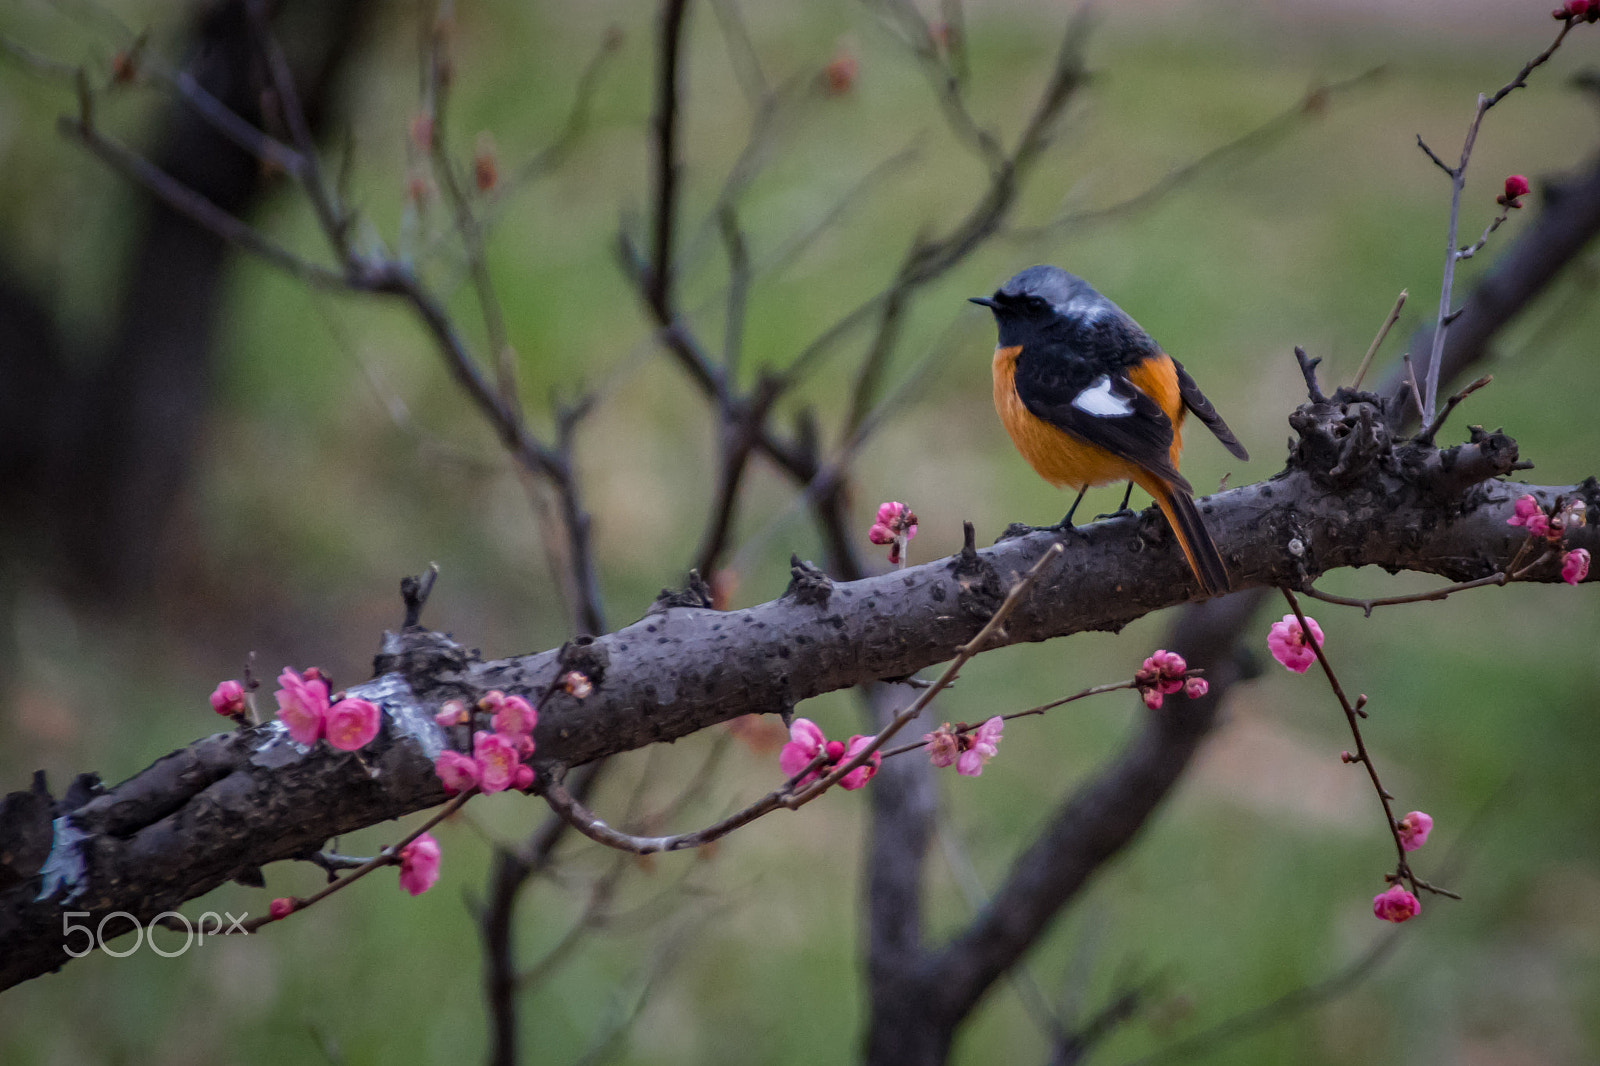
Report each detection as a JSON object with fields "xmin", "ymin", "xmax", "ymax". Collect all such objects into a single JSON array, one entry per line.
[
  {"xmin": 1043, "ymin": 486, "xmax": 1091, "ymax": 537},
  {"xmin": 1094, "ymin": 482, "xmax": 1137, "ymax": 521}
]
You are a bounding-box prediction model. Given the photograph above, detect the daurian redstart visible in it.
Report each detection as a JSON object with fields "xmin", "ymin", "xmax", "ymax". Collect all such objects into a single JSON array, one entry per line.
[{"xmin": 972, "ymin": 265, "xmax": 1248, "ymax": 596}]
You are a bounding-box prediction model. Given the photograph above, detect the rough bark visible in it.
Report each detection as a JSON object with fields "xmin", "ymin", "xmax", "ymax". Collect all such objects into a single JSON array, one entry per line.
[{"xmin": 1, "ymin": 391, "xmax": 1593, "ymax": 990}]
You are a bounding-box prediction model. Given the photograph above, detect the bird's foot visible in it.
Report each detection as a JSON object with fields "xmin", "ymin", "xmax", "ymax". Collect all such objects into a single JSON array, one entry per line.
[{"xmin": 1092, "ymin": 507, "xmax": 1138, "ymax": 522}]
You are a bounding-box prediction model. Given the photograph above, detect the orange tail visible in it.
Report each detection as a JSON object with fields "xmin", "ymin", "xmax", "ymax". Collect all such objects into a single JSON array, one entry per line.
[{"xmin": 1136, "ymin": 474, "xmax": 1230, "ymax": 597}]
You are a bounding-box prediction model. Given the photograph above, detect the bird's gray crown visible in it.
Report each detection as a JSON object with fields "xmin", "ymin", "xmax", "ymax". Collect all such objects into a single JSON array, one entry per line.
[{"xmin": 995, "ymin": 265, "xmax": 1113, "ymax": 323}]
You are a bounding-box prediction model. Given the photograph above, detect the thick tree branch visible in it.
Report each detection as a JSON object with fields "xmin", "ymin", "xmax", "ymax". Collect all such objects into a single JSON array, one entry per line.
[{"xmin": 3, "ymin": 392, "xmax": 1593, "ymax": 989}]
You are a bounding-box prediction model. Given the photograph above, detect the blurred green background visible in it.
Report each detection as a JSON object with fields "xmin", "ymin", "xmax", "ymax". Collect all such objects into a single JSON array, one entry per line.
[{"xmin": 3, "ymin": 0, "xmax": 1600, "ymax": 1062}]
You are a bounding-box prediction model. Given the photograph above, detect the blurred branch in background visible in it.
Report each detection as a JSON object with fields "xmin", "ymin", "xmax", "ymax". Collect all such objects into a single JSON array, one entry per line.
[{"xmin": 0, "ymin": 0, "xmax": 374, "ymax": 601}]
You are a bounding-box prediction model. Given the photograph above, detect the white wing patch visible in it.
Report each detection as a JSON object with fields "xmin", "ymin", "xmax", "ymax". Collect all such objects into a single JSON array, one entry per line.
[{"xmin": 1071, "ymin": 375, "xmax": 1135, "ymax": 418}]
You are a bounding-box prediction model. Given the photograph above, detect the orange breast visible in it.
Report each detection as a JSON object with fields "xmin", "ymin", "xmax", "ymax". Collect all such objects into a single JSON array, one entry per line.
[{"xmin": 991, "ymin": 345, "xmax": 1188, "ymax": 490}]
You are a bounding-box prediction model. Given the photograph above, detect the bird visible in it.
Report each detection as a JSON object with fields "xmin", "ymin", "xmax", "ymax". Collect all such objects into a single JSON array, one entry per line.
[{"xmin": 971, "ymin": 265, "xmax": 1248, "ymax": 596}]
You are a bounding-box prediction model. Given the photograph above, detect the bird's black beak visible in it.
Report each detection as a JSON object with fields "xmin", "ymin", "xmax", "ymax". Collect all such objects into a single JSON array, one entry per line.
[{"xmin": 968, "ymin": 296, "xmax": 996, "ymax": 308}]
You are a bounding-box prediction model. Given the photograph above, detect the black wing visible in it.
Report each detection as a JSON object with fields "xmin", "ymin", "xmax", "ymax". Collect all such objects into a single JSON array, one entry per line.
[
  {"xmin": 1013, "ymin": 348, "xmax": 1191, "ymax": 493},
  {"xmin": 1171, "ymin": 357, "xmax": 1249, "ymax": 461}
]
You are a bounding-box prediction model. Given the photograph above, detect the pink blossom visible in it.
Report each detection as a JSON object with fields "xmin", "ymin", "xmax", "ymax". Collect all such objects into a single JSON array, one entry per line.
[
  {"xmin": 491, "ymin": 693, "xmax": 538, "ymax": 738},
  {"xmin": 474, "ymin": 731, "xmax": 522, "ymax": 794},
  {"xmin": 434, "ymin": 699, "xmax": 469, "ymax": 729},
  {"xmin": 1502, "ymin": 174, "xmax": 1530, "ymax": 204},
  {"xmin": 1141, "ymin": 687, "xmax": 1165, "ymax": 710},
  {"xmin": 210, "ymin": 680, "xmax": 247, "ymax": 719},
  {"xmin": 924, "ymin": 724, "xmax": 960, "ymax": 768},
  {"xmin": 838, "ymin": 735, "xmax": 882, "ymax": 790},
  {"xmin": 434, "ymin": 751, "xmax": 481, "ymax": 794},
  {"xmin": 269, "ymin": 897, "xmax": 297, "ymax": 921},
  {"xmin": 779, "ymin": 718, "xmax": 828, "ymax": 784},
  {"xmin": 1553, "ymin": 0, "xmax": 1590, "ymax": 17},
  {"xmin": 1184, "ymin": 676, "xmax": 1209, "ymax": 699},
  {"xmin": 1372, "ymin": 884, "xmax": 1421, "ymax": 923},
  {"xmin": 1562, "ymin": 548, "xmax": 1590, "ymax": 585},
  {"xmin": 1397, "ymin": 811, "xmax": 1434, "ymax": 852},
  {"xmin": 868, "ymin": 501, "xmax": 919, "ymax": 566},
  {"xmin": 956, "ymin": 717, "xmax": 1004, "ymax": 777},
  {"xmin": 275, "ymin": 668, "xmax": 330, "ymax": 746},
  {"xmin": 325, "ymin": 698, "xmax": 381, "ymax": 751},
  {"xmin": 397, "ymin": 832, "xmax": 442, "ymax": 896},
  {"xmin": 1267, "ymin": 614, "xmax": 1324, "ymax": 674},
  {"xmin": 513, "ymin": 764, "xmax": 535, "ymax": 790}
]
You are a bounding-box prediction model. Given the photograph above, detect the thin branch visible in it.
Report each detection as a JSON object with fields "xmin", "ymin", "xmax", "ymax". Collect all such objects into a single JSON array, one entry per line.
[
  {"xmin": 1418, "ymin": 17, "xmax": 1575, "ymax": 425},
  {"xmin": 1119, "ymin": 931, "xmax": 1402, "ymax": 1066},
  {"xmin": 1351, "ymin": 289, "xmax": 1407, "ymax": 390},
  {"xmin": 244, "ymin": 0, "xmax": 350, "ymax": 261},
  {"xmin": 1301, "ymin": 571, "xmax": 1509, "ymax": 618},
  {"xmin": 1022, "ymin": 68, "xmax": 1382, "ymax": 240},
  {"xmin": 1414, "ymin": 374, "xmax": 1492, "ymax": 447},
  {"xmin": 234, "ymin": 791, "xmax": 473, "ymax": 934},
  {"xmin": 1279, "ymin": 588, "xmax": 1457, "ymax": 900},
  {"xmin": 58, "ymin": 116, "xmax": 348, "ymax": 288}
]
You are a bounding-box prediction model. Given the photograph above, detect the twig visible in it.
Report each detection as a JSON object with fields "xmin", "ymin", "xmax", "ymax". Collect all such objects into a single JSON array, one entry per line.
[
  {"xmin": 1022, "ymin": 69, "xmax": 1383, "ymax": 240},
  {"xmin": 877, "ymin": 677, "xmax": 1152, "ymax": 759},
  {"xmin": 244, "ymin": 0, "xmax": 350, "ymax": 261},
  {"xmin": 1418, "ymin": 17, "xmax": 1575, "ymax": 426},
  {"xmin": 1279, "ymin": 588, "xmax": 1457, "ymax": 900},
  {"xmin": 233, "ymin": 791, "xmax": 473, "ymax": 933},
  {"xmin": 1119, "ymin": 930, "xmax": 1402, "ymax": 1066},
  {"xmin": 59, "ymin": 117, "xmax": 347, "ymax": 288},
  {"xmin": 537, "ymin": 545, "xmax": 1065, "ymax": 854},
  {"xmin": 1351, "ymin": 289, "xmax": 1407, "ymax": 390},
  {"xmin": 1302, "ymin": 571, "xmax": 1507, "ymax": 618},
  {"xmin": 1414, "ymin": 374, "xmax": 1492, "ymax": 447}
]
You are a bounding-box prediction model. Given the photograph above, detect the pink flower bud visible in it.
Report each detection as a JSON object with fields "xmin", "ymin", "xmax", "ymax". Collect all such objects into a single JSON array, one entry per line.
[
  {"xmin": 1141, "ymin": 687, "xmax": 1164, "ymax": 710},
  {"xmin": 868, "ymin": 502, "xmax": 919, "ymax": 566},
  {"xmin": 1562, "ymin": 548, "xmax": 1590, "ymax": 585},
  {"xmin": 1526, "ymin": 513, "xmax": 1552, "ymax": 539},
  {"xmin": 434, "ymin": 700, "xmax": 468, "ymax": 729},
  {"xmin": 269, "ymin": 897, "xmax": 297, "ymax": 921},
  {"xmin": 325, "ymin": 698, "xmax": 381, "ymax": 751},
  {"xmin": 1267, "ymin": 614, "xmax": 1324, "ymax": 674},
  {"xmin": 823, "ymin": 47, "xmax": 858, "ymax": 96},
  {"xmin": 210, "ymin": 680, "xmax": 247, "ymax": 718},
  {"xmin": 1397, "ymin": 811, "xmax": 1434, "ymax": 852},
  {"xmin": 397, "ymin": 832, "xmax": 442, "ymax": 896},
  {"xmin": 1372, "ymin": 884, "xmax": 1421, "ymax": 923},
  {"xmin": 824, "ymin": 739, "xmax": 847, "ymax": 762},
  {"xmin": 434, "ymin": 750, "xmax": 480, "ymax": 794},
  {"xmin": 473, "ymin": 133, "xmax": 498, "ymax": 193},
  {"xmin": 1503, "ymin": 174, "xmax": 1530, "ymax": 201},
  {"xmin": 513, "ymin": 764, "xmax": 535, "ymax": 790},
  {"xmin": 275, "ymin": 668, "xmax": 330, "ymax": 746},
  {"xmin": 474, "ymin": 731, "xmax": 522, "ymax": 793},
  {"xmin": 1183, "ymin": 676, "xmax": 1209, "ymax": 699}
]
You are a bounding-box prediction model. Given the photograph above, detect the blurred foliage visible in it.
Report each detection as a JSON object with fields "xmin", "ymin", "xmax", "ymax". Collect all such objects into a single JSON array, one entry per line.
[{"xmin": 3, "ymin": 0, "xmax": 1600, "ymax": 1063}]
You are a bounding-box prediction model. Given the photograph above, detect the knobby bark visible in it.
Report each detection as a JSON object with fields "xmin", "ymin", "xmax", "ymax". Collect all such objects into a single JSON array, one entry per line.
[{"xmin": 1, "ymin": 390, "xmax": 1593, "ymax": 990}]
